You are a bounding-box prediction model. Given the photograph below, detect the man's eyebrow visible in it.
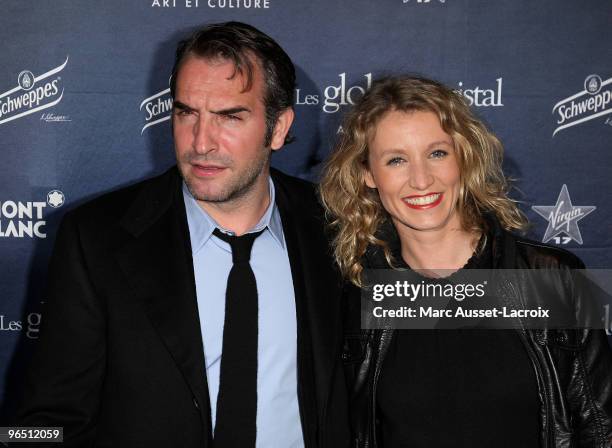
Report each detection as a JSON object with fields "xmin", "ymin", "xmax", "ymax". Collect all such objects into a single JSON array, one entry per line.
[
  {"xmin": 173, "ymin": 101, "xmax": 194, "ymax": 111},
  {"xmin": 210, "ymin": 106, "xmax": 251, "ymax": 116}
]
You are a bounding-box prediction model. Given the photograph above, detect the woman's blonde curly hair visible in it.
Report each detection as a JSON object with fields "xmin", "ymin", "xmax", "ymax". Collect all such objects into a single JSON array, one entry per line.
[{"xmin": 319, "ymin": 76, "xmax": 527, "ymax": 286}]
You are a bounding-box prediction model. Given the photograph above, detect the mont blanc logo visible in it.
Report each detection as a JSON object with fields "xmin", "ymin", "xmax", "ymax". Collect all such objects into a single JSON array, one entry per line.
[
  {"xmin": 47, "ymin": 190, "xmax": 65, "ymax": 208},
  {"xmin": 140, "ymin": 82, "xmax": 172, "ymax": 134},
  {"xmin": 531, "ymin": 185, "xmax": 596, "ymax": 245},
  {"xmin": 0, "ymin": 190, "xmax": 65, "ymax": 239},
  {"xmin": 552, "ymin": 74, "xmax": 612, "ymax": 136},
  {"xmin": 0, "ymin": 57, "xmax": 68, "ymax": 126}
]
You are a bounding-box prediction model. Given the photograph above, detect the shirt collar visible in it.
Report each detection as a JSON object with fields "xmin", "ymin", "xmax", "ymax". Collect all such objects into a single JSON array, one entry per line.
[{"xmin": 182, "ymin": 177, "xmax": 285, "ymax": 254}]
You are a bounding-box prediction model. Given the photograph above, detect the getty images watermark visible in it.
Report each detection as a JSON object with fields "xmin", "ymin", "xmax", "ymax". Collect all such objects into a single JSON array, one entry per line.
[{"xmin": 362, "ymin": 269, "xmax": 612, "ymax": 334}]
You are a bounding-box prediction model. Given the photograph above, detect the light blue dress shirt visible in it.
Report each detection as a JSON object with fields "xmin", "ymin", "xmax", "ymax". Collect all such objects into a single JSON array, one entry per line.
[{"xmin": 183, "ymin": 179, "xmax": 304, "ymax": 448}]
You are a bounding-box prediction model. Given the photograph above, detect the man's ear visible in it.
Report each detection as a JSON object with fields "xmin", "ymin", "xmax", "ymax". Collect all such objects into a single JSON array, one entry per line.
[{"xmin": 270, "ymin": 108, "xmax": 295, "ymax": 151}]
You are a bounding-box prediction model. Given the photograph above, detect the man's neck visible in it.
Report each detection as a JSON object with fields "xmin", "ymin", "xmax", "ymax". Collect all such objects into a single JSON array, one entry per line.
[{"xmin": 197, "ymin": 176, "xmax": 271, "ymax": 236}]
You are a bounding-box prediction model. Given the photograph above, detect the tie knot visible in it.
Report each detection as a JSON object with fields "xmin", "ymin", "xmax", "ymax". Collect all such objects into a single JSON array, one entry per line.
[{"xmin": 213, "ymin": 228, "xmax": 265, "ymax": 263}]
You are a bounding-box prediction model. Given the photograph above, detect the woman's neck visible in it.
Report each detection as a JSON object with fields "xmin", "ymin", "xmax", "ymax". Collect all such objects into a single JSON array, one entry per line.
[{"xmin": 396, "ymin": 224, "xmax": 481, "ymax": 274}]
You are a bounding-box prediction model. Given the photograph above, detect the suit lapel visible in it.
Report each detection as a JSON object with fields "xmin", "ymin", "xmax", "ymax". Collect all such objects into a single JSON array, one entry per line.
[
  {"xmin": 273, "ymin": 172, "xmax": 343, "ymax": 432},
  {"xmin": 113, "ymin": 168, "xmax": 213, "ymax": 442}
]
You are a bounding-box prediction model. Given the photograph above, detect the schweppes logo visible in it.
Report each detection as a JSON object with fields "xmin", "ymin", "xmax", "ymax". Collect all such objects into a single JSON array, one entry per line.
[
  {"xmin": 552, "ymin": 74, "xmax": 612, "ymax": 136},
  {"xmin": 140, "ymin": 78, "xmax": 172, "ymax": 134},
  {"xmin": 0, "ymin": 57, "xmax": 69, "ymax": 126}
]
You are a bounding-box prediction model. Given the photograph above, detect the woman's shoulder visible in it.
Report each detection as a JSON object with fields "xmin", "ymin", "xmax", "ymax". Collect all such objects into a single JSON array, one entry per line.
[{"xmin": 505, "ymin": 232, "xmax": 586, "ymax": 269}]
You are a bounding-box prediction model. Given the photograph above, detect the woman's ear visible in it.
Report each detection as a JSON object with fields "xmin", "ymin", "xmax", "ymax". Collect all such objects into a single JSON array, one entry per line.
[{"xmin": 364, "ymin": 166, "xmax": 377, "ymax": 189}]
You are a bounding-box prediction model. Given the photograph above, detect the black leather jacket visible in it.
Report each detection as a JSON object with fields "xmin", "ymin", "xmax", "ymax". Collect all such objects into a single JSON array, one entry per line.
[{"xmin": 343, "ymin": 220, "xmax": 612, "ymax": 448}]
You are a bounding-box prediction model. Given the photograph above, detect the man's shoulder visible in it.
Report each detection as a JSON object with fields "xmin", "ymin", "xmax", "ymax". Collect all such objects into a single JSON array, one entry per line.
[
  {"xmin": 271, "ymin": 167, "xmax": 316, "ymax": 194},
  {"xmin": 270, "ymin": 168, "xmax": 320, "ymax": 211},
  {"xmin": 67, "ymin": 166, "xmax": 179, "ymax": 230}
]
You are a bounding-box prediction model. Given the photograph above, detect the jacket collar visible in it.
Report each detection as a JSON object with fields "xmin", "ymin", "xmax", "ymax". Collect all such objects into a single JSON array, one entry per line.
[
  {"xmin": 182, "ymin": 177, "xmax": 285, "ymax": 254},
  {"xmin": 483, "ymin": 211, "xmax": 516, "ymax": 269},
  {"xmin": 364, "ymin": 211, "xmax": 515, "ymax": 270},
  {"xmin": 118, "ymin": 166, "xmax": 181, "ymax": 238}
]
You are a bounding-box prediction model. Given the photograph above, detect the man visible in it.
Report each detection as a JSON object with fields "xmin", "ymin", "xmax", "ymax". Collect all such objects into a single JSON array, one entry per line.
[{"xmin": 16, "ymin": 22, "xmax": 350, "ymax": 447}]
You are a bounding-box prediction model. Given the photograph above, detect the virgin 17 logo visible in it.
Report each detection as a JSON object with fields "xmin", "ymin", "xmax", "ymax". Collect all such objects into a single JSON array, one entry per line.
[{"xmin": 532, "ymin": 185, "xmax": 596, "ymax": 245}]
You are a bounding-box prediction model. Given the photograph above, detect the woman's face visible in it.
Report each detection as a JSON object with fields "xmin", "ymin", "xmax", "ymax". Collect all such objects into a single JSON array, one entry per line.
[{"xmin": 364, "ymin": 109, "xmax": 463, "ymax": 236}]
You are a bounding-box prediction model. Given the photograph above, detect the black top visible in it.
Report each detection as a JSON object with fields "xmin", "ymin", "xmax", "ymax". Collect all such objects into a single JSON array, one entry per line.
[{"xmin": 377, "ymin": 234, "xmax": 540, "ymax": 447}]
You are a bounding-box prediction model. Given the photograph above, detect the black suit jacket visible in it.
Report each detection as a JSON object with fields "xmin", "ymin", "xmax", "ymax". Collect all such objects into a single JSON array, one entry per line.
[{"xmin": 16, "ymin": 167, "xmax": 350, "ymax": 448}]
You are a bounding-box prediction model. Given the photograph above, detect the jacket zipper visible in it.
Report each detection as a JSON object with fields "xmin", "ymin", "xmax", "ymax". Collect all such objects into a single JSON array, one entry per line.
[
  {"xmin": 500, "ymin": 278, "xmax": 553, "ymax": 447},
  {"xmin": 519, "ymin": 329, "xmax": 553, "ymax": 448},
  {"xmin": 319, "ymin": 332, "xmax": 341, "ymax": 448},
  {"xmin": 371, "ymin": 329, "xmax": 394, "ymax": 448}
]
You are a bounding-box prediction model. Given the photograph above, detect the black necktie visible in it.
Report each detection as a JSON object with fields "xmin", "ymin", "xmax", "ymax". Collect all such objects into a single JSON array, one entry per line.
[{"xmin": 212, "ymin": 228, "xmax": 265, "ymax": 447}]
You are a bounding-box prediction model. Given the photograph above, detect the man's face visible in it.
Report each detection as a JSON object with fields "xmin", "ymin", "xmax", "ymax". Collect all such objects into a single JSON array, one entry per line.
[{"xmin": 172, "ymin": 55, "xmax": 291, "ymax": 205}]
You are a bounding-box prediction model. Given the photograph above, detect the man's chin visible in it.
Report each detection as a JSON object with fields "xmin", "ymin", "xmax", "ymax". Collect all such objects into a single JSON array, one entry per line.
[
  {"xmin": 185, "ymin": 178, "xmax": 251, "ymax": 204},
  {"xmin": 186, "ymin": 184, "xmax": 232, "ymax": 203},
  {"xmin": 181, "ymin": 164, "xmax": 267, "ymax": 205}
]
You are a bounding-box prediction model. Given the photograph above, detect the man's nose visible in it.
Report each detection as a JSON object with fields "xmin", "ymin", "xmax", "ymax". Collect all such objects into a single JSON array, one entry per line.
[{"xmin": 193, "ymin": 116, "xmax": 217, "ymax": 154}]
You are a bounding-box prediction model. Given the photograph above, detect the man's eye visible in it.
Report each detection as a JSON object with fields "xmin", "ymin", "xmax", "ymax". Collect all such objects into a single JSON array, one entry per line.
[
  {"xmin": 224, "ymin": 114, "xmax": 241, "ymax": 121},
  {"xmin": 175, "ymin": 109, "xmax": 192, "ymax": 116},
  {"xmin": 386, "ymin": 157, "xmax": 405, "ymax": 166},
  {"xmin": 430, "ymin": 149, "xmax": 448, "ymax": 158}
]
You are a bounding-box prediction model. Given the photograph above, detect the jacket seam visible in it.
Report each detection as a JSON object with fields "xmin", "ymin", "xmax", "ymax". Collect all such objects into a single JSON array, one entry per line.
[
  {"xmin": 521, "ymin": 330, "xmax": 552, "ymax": 448},
  {"xmin": 515, "ymin": 239, "xmax": 582, "ymax": 263},
  {"xmin": 577, "ymin": 345, "xmax": 606, "ymax": 447}
]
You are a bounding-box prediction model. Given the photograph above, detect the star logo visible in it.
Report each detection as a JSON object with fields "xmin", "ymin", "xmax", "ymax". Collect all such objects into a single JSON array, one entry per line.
[
  {"xmin": 532, "ymin": 185, "xmax": 596, "ymax": 245},
  {"xmin": 47, "ymin": 190, "xmax": 65, "ymax": 208}
]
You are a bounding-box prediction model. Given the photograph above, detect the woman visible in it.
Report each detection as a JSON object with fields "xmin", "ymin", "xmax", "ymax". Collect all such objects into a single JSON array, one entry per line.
[{"xmin": 319, "ymin": 76, "xmax": 612, "ymax": 447}]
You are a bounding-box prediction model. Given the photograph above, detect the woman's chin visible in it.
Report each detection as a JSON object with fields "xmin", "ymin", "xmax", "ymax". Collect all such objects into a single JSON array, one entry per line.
[{"xmin": 391, "ymin": 213, "xmax": 457, "ymax": 235}]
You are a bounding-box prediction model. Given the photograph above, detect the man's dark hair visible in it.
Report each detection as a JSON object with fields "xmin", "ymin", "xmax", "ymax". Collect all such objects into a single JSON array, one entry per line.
[{"xmin": 170, "ymin": 21, "xmax": 295, "ymax": 146}]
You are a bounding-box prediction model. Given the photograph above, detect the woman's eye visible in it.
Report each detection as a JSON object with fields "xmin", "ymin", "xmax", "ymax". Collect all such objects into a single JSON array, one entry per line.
[
  {"xmin": 386, "ymin": 157, "xmax": 405, "ymax": 166},
  {"xmin": 430, "ymin": 149, "xmax": 448, "ymax": 158}
]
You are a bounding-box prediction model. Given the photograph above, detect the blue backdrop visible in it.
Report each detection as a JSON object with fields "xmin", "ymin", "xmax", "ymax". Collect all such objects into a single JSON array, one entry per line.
[{"xmin": 1, "ymin": 0, "xmax": 611, "ymax": 419}]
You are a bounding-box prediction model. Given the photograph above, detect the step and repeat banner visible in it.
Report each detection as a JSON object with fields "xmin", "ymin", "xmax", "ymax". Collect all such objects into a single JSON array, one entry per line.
[{"xmin": 1, "ymin": 0, "xmax": 611, "ymax": 418}]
